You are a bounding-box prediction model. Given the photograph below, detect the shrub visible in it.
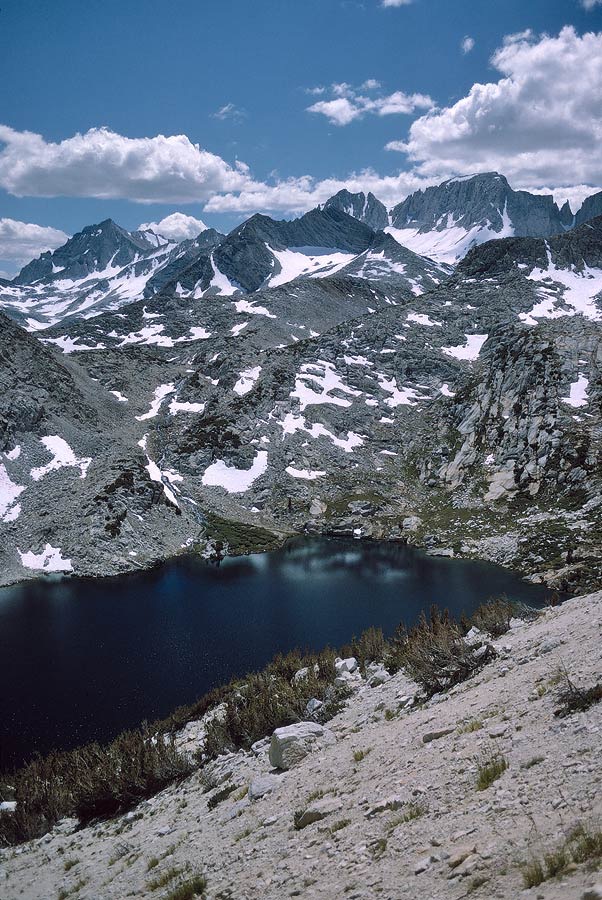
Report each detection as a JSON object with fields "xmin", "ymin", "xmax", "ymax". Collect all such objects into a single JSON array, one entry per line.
[
  {"xmin": 521, "ymin": 824, "xmax": 602, "ymax": 887},
  {"xmin": 388, "ymin": 606, "xmax": 495, "ymax": 697},
  {"xmin": 203, "ymin": 651, "xmax": 337, "ymax": 758},
  {"xmin": 521, "ymin": 859, "xmax": 545, "ymax": 888},
  {"xmin": 353, "ymin": 748, "xmax": 371, "ymax": 763},
  {"xmin": 554, "ymin": 672, "xmax": 602, "ymax": 718},
  {"xmin": 164, "ymin": 875, "xmax": 207, "ymax": 900},
  {"xmin": 476, "ymin": 753, "xmax": 508, "ymax": 791},
  {"xmin": 147, "ymin": 866, "xmax": 184, "ymax": 891},
  {"xmin": 467, "ymin": 597, "xmax": 517, "ymax": 637},
  {"xmin": 329, "ymin": 818, "xmax": 351, "ymax": 834},
  {"xmin": 0, "ymin": 730, "xmax": 192, "ymax": 845},
  {"xmin": 207, "ymin": 784, "xmax": 237, "ymax": 811},
  {"xmin": 342, "ymin": 626, "xmax": 387, "ymax": 667}
]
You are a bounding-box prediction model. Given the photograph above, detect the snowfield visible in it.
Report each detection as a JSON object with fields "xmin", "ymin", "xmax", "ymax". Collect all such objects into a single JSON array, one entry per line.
[{"xmin": 201, "ymin": 450, "xmax": 269, "ymax": 493}]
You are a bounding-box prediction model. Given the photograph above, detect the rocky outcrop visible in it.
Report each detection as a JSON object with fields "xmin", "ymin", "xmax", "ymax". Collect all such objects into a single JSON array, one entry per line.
[
  {"xmin": 324, "ymin": 189, "xmax": 389, "ymax": 231},
  {"xmin": 269, "ymin": 722, "xmax": 336, "ymax": 770},
  {"xmin": 390, "ymin": 173, "xmax": 565, "ymax": 238},
  {"xmin": 575, "ymin": 189, "xmax": 602, "ymax": 227}
]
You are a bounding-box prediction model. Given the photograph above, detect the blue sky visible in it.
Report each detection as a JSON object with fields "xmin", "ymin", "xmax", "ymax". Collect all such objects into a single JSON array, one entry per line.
[{"xmin": 1, "ymin": 0, "xmax": 601, "ymax": 273}]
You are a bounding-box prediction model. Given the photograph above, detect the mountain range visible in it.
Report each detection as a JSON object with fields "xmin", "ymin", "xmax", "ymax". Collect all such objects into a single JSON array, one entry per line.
[{"xmin": 0, "ymin": 171, "xmax": 601, "ymax": 592}]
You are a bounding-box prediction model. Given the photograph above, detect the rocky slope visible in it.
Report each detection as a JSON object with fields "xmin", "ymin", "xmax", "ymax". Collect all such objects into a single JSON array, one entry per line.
[
  {"xmin": 0, "ymin": 201, "xmax": 601, "ymax": 591},
  {"xmin": 386, "ymin": 173, "xmax": 569, "ymax": 264},
  {"xmin": 0, "ymin": 220, "xmax": 216, "ymax": 330},
  {"xmin": 2, "ymin": 590, "xmax": 601, "ymax": 900},
  {"xmin": 323, "ymin": 189, "xmax": 389, "ymax": 231}
]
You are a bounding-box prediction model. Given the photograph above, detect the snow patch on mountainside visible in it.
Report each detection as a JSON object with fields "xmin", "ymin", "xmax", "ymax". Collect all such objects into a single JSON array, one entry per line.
[
  {"xmin": 521, "ymin": 255, "xmax": 602, "ymax": 323},
  {"xmin": 202, "ymin": 450, "xmax": 268, "ymax": 493},
  {"xmin": 441, "ymin": 334, "xmax": 488, "ymax": 361},
  {"xmin": 291, "ymin": 361, "xmax": 362, "ymax": 411},
  {"xmin": 136, "ymin": 384, "xmax": 175, "ymax": 421},
  {"xmin": 18, "ymin": 544, "xmax": 73, "ymax": 573},
  {"xmin": 234, "ymin": 366, "xmax": 261, "ymax": 396},
  {"xmin": 268, "ymin": 246, "xmax": 355, "ymax": 288},
  {"xmin": 0, "ymin": 464, "xmax": 24, "ymax": 523},
  {"xmin": 561, "ymin": 374, "xmax": 589, "ymax": 408},
  {"xmin": 30, "ymin": 436, "xmax": 91, "ymax": 481},
  {"xmin": 386, "ymin": 205, "xmax": 515, "ymax": 266}
]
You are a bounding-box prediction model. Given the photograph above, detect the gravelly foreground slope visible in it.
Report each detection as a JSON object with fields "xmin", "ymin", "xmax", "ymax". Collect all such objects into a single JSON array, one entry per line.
[{"xmin": 2, "ymin": 591, "xmax": 601, "ymax": 900}]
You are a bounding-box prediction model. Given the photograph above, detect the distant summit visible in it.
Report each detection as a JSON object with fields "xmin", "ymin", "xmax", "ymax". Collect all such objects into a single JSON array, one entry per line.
[{"xmin": 323, "ymin": 190, "xmax": 389, "ymax": 232}]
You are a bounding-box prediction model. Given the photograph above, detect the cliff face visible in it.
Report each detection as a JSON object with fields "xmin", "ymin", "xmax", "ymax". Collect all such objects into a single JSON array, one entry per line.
[
  {"xmin": 2, "ymin": 590, "xmax": 601, "ymax": 900},
  {"xmin": 390, "ymin": 173, "xmax": 565, "ymax": 238}
]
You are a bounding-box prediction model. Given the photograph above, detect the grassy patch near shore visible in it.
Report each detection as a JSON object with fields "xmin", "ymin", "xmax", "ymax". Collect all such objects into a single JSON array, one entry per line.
[{"xmin": 203, "ymin": 512, "xmax": 286, "ymax": 555}]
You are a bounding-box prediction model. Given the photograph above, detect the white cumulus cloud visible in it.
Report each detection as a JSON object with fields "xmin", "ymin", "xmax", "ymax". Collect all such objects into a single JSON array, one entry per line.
[
  {"xmin": 461, "ymin": 36, "xmax": 475, "ymax": 54},
  {"xmin": 138, "ymin": 212, "xmax": 207, "ymax": 241},
  {"xmin": 0, "ymin": 125, "xmax": 252, "ymax": 204},
  {"xmin": 0, "ymin": 218, "xmax": 69, "ymax": 271},
  {"xmin": 386, "ymin": 26, "xmax": 602, "ymax": 192},
  {"xmin": 582, "ymin": 0, "xmax": 602, "ymax": 9},
  {"xmin": 381, "ymin": 0, "xmax": 413, "ymax": 6},
  {"xmin": 204, "ymin": 169, "xmax": 436, "ymax": 214},
  {"xmin": 307, "ymin": 82, "xmax": 433, "ymax": 126}
]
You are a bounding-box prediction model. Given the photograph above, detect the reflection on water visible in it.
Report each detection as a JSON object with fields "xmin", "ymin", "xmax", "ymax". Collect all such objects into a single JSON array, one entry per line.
[{"xmin": 0, "ymin": 537, "xmax": 553, "ymax": 769}]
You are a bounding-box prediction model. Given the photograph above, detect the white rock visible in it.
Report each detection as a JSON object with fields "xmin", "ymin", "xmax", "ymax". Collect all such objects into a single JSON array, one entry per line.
[
  {"xmin": 305, "ymin": 698, "xmax": 323, "ymax": 716},
  {"xmin": 582, "ymin": 885, "xmax": 602, "ymax": 900},
  {"xmin": 335, "ymin": 657, "xmax": 358, "ymax": 674},
  {"xmin": 269, "ymin": 722, "xmax": 335, "ymax": 770},
  {"xmin": 248, "ymin": 774, "xmax": 280, "ymax": 802},
  {"xmin": 366, "ymin": 662, "xmax": 390, "ymax": 687},
  {"xmin": 414, "ymin": 854, "xmax": 437, "ymax": 874}
]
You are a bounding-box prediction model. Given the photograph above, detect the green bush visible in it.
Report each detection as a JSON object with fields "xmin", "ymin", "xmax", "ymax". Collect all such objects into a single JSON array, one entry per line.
[
  {"xmin": 204, "ymin": 650, "xmax": 337, "ymax": 757},
  {"xmin": 0, "ymin": 730, "xmax": 192, "ymax": 845},
  {"xmin": 387, "ymin": 606, "xmax": 495, "ymax": 696}
]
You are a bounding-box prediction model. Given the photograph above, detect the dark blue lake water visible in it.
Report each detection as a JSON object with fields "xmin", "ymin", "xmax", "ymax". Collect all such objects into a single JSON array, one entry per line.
[{"xmin": 0, "ymin": 538, "xmax": 553, "ymax": 770}]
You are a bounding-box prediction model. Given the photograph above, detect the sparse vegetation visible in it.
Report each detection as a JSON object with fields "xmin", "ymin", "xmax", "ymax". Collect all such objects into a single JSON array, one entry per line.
[
  {"xmin": 63, "ymin": 859, "xmax": 78, "ymax": 872},
  {"xmin": 0, "ymin": 601, "xmax": 534, "ymax": 848},
  {"xmin": 369, "ymin": 837, "xmax": 387, "ymax": 859},
  {"xmin": 0, "ymin": 730, "xmax": 192, "ymax": 846},
  {"xmin": 466, "ymin": 597, "xmax": 531, "ymax": 637},
  {"xmin": 386, "ymin": 802, "xmax": 428, "ymax": 832},
  {"xmin": 459, "ymin": 718, "xmax": 483, "ymax": 734},
  {"xmin": 352, "ymin": 748, "xmax": 371, "ymax": 763},
  {"xmin": 521, "ymin": 824, "xmax": 602, "ymax": 887},
  {"xmin": 554, "ymin": 671, "xmax": 602, "ymax": 717},
  {"xmin": 203, "ymin": 649, "xmax": 338, "ymax": 757},
  {"xmin": 341, "ymin": 626, "xmax": 387, "ymax": 668},
  {"xmin": 521, "ymin": 755, "xmax": 544, "ymax": 770},
  {"xmin": 147, "ymin": 865, "xmax": 184, "ymax": 891},
  {"xmin": 387, "ymin": 606, "xmax": 496, "ymax": 697},
  {"xmin": 164, "ymin": 874, "xmax": 207, "ymax": 900},
  {"xmin": 476, "ymin": 753, "xmax": 508, "ymax": 791},
  {"xmin": 329, "ymin": 818, "xmax": 351, "ymax": 834}
]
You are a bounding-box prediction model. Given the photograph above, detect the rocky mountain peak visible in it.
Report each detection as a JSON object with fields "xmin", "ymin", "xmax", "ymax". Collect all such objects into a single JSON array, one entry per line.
[
  {"xmin": 390, "ymin": 172, "xmax": 563, "ymax": 239},
  {"xmin": 324, "ymin": 189, "xmax": 389, "ymax": 231},
  {"xmin": 575, "ymin": 189, "xmax": 602, "ymax": 227},
  {"xmin": 13, "ymin": 218, "xmax": 156, "ymax": 286},
  {"xmin": 559, "ymin": 199, "xmax": 574, "ymax": 228}
]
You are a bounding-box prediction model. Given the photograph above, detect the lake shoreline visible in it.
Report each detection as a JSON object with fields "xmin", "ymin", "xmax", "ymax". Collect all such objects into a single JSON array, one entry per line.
[
  {"xmin": 0, "ymin": 529, "xmax": 567, "ymax": 594},
  {"xmin": 0, "ymin": 537, "xmax": 556, "ymax": 771}
]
